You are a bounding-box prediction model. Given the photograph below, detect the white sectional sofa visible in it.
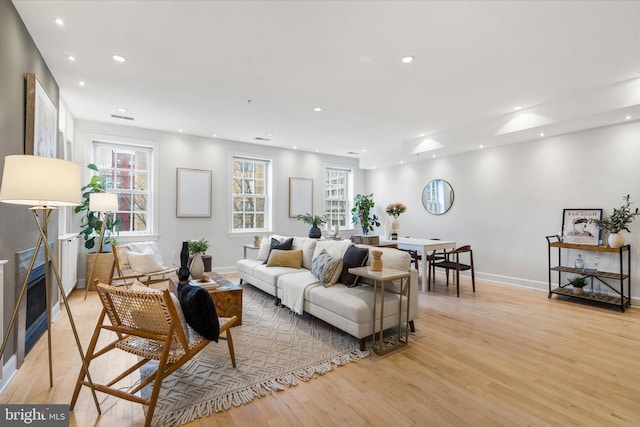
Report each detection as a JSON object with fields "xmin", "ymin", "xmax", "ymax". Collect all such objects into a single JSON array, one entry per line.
[{"xmin": 237, "ymin": 236, "xmax": 418, "ymax": 350}]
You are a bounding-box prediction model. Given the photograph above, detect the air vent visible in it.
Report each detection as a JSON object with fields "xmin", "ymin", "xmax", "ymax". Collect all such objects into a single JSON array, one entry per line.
[
  {"xmin": 111, "ymin": 114, "xmax": 134, "ymax": 121},
  {"xmin": 254, "ymin": 137, "xmax": 271, "ymax": 141},
  {"xmin": 347, "ymin": 151, "xmax": 360, "ymax": 155}
]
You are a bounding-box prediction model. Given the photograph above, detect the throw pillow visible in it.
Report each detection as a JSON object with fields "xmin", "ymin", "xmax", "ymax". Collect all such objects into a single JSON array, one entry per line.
[
  {"xmin": 256, "ymin": 236, "xmax": 272, "ymax": 261},
  {"xmin": 266, "ymin": 249, "xmax": 303, "ymax": 268},
  {"xmin": 127, "ymin": 248, "xmax": 164, "ymax": 274},
  {"xmin": 311, "ymin": 249, "xmax": 344, "ymax": 287},
  {"xmin": 177, "ymin": 283, "xmax": 220, "ymax": 342},
  {"xmin": 263, "ymin": 237, "xmax": 294, "ymax": 264},
  {"xmin": 340, "ymin": 245, "xmax": 369, "ymax": 287}
]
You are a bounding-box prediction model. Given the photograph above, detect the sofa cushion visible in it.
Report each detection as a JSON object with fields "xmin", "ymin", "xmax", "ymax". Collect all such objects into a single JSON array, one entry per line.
[
  {"xmin": 311, "ymin": 249, "xmax": 343, "ymax": 287},
  {"xmin": 266, "ymin": 249, "xmax": 303, "ymax": 268},
  {"xmin": 340, "ymin": 245, "xmax": 369, "ymax": 287},
  {"xmin": 177, "ymin": 283, "xmax": 220, "ymax": 342},
  {"xmin": 292, "ymin": 237, "xmax": 317, "ymax": 269},
  {"xmin": 128, "ymin": 241, "xmax": 168, "ymax": 269},
  {"xmin": 237, "ymin": 258, "xmax": 262, "ymax": 276},
  {"xmin": 254, "ymin": 264, "xmax": 301, "ymax": 285},
  {"xmin": 312, "ymin": 239, "xmax": 353, "ymax": 261},
  {"xmin": 127, "ymin": 248, "xmax": 165, "ymax": 274},
  {"xmin": 263, "ymin": 237, "xmax": 294, "ymax": 264}
]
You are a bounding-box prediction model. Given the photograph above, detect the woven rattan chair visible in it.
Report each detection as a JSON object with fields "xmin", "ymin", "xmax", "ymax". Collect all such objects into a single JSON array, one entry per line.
[
  {"xmin": 70, "ymin": 283, "xmax": 237, "ymax": 427},
  {"xmin": 110, "ymin": 244, "xmax": 176, "ymax": 287}
]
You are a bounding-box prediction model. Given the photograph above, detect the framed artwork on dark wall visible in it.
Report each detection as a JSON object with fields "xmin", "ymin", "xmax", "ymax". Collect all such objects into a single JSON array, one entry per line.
[
  {"xmin": 561, "ymin": 208, "xmax": 602, "ymax": 245},
  {"xmin": 25, "ymin": 73, "xmax": 57, "ymax": 157}
]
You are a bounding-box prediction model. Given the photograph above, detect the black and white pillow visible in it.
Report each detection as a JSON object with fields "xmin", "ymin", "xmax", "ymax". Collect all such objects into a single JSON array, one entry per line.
[{"xmin": 311, "ymin": 249, "xmax": 344, "ymax": 287}]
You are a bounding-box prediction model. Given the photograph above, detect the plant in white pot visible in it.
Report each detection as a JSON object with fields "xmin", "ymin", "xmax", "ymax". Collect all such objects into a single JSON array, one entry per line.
[
  {"xmin": 590, "ymin": 195, "xmax": 638, "ymax": 248},
  {"xmin": 188, "ymin": 238, "xmax": 209, "ymax": 280},
  {"xmin": 567, "ymin": 276, "xmax": 589, "ymax": 295}
]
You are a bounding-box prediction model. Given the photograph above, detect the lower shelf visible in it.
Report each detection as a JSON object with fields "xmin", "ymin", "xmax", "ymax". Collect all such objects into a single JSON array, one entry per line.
[{"xmin": 549, "ymin": 287, "xmax": 630, "ymax": 311}]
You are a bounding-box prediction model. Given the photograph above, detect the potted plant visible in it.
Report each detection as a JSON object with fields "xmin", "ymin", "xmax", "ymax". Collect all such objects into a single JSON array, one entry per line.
[
  {"xmin": 188, "ymin": 238, "xmax": 209, "ymax": 280},
  {"xmin": 567, "ymin": 276, "xmax": 589, "ymax": 295},
  {"xmin": 351, "ymin": 193, "xmax": 381, "ymax": 244},
  {"xmin": 74, "ymin": 163, "xmax": 121, "ymax": 251},
  {"xmin": 385, "ymin": 202, "xmax": 407, "ymax": 238},
  {"xmin": 590, "ymin": 195, "xmax": 639, "ymax": 248},
  {"xmin": 296, "ymin": 213, "xmax": 327, "ymax": 238}
]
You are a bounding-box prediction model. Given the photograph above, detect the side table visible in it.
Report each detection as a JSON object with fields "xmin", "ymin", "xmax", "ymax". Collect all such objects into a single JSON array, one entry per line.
[
  {"xmin": 348, "ymin": 266, "xmax": 411, "ymax": 355},
  {"xmin": 244, "ymin": 243, "xmax": 260, "ymax": 259}
]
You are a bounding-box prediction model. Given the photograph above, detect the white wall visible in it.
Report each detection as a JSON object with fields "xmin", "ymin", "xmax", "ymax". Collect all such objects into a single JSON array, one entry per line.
[
  {"xmin": 73, "ymin": 120, "xmax": 364, "ymax": 283},
  {"xmin": 367, "ymin": 121, "xmax": 640, "ymax": 296}
]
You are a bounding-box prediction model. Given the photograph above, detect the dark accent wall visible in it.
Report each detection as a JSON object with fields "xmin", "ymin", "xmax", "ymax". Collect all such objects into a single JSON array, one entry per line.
[{"xmin": 0, "ymin": 0, "xmax": 59, "ymax": 364}]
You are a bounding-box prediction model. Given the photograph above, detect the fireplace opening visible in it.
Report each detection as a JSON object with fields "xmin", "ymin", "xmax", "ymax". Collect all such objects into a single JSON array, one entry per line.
[{"xmin": 25, "ymin": 264, "xmax": 48, "ymax": 355}]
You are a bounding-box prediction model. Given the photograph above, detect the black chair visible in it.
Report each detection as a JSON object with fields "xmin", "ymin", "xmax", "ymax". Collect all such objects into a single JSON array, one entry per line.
[
  {"xmin": 425, "ymin": 238, "xmax": 447, "ymax": 289},
  {"xmin": 430, "ymin": 245, "xmax": 475, "ymax": 297}
]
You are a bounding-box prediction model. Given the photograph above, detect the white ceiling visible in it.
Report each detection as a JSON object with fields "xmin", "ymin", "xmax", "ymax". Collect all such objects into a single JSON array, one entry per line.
[{"xmin": 12, "ymin": 0, "xmax": 640, "ymax": 168}]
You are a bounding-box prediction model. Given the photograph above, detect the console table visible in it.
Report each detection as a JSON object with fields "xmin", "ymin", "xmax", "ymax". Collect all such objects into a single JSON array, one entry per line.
[{"xmin": 348, "ymin": 266, "xmax": 410, "ymax": 355}]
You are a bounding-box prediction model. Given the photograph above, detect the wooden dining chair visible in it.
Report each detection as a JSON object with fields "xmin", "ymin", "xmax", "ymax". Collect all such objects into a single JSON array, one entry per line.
[
  {"xmin": 70, "ymin": 283, "xmax": 237, "ymax": 427},
  {"xmin": 429, "ymin": 245, "xmax": 476, "ymax": 297}
]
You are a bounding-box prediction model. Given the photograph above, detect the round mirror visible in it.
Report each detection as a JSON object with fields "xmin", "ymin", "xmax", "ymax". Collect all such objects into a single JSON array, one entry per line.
[{"xmin": 422, "ymin": 179, "xmax": 454, "ymax": 215}]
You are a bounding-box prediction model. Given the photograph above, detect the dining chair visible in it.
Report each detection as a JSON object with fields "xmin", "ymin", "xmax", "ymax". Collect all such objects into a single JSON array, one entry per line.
[
  {"xmin": 430, "ymin": 245, "xmax": 476, "ymax": 297},
  {"xmin": 70, "ymin": 283, "xmax": 237, "ymax": 427}
]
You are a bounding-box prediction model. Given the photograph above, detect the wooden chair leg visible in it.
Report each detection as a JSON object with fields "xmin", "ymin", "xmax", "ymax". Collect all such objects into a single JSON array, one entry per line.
[{"xmin": 225, "ymin": 327, "xmax": 237, "ymax": 368}]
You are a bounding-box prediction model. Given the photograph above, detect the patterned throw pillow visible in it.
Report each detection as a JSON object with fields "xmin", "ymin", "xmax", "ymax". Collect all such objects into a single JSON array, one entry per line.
[
  {"xmin": 311, "ymin": 249, "xmax": 344, "ymax": 287},
  {"xmin": 340, "ymin": 245, "xmax": 369, "ymax": 287}
]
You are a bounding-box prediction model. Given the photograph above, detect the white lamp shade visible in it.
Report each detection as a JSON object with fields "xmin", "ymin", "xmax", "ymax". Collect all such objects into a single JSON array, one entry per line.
[
  {"xmin": 0, "ymin": 155, "xmax": 81, "ymax": 206},
  {"xmin": 90, "ymin": 192, "xmax": 118, "ymax": 212}
]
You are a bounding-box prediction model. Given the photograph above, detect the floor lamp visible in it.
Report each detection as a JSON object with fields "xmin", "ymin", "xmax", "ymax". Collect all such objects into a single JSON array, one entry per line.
[
  {"xmin": 0, "ymin": 155, "xmax": 100, "ymax": 413},
  {"xmin": 85, "ymin": 192, "xmax": 118, "ymax": 299}
]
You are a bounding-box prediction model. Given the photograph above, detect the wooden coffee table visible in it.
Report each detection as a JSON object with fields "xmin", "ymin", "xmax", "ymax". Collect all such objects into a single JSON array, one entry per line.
[{"xmin": 190, "ymin": 272, "xmax": 243, "ymax": 325}]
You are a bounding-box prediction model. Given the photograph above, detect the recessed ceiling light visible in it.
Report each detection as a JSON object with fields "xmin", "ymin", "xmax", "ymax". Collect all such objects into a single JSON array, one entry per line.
[
  {"xmin": 179, "ymin": 129, "xmax": 183, "ymax": 133},
  {"xmin": 293, "ymin": 146, "xmax": 297, "ymax": 150},
  {"xmin": 361, "ymin": 149, "xmax": 366, "ymax": 152},
  {"xmin": 313, "ymin": 107, "xmax": 322, "ymax": 112},
  {"xmin": 112, "ymin": 54, "xmax": 126, "ymax": 63},
  {"xmin": 55, "ymin": 18, "xmax": 64, "ymax": 26},
  {"xmin": 625, "ymin": 115, "xmax": 631, "ymax": 120},
  {"xmin": 512, "ymin": 105, "xmax": 523, "ymax": 111},
  {"xmin": 401, "ymin": 56, "xmax": 414, "ymax": 64},
  {"xmin": 400, "ymin": 160, "xmax": 404, "ymax": 165},
  {"xmin": 78, "ymin": 81, "xmax": 85, "ymax": 86},
  {"xmin": 267, "ymin": 133, "xmax": 273, "ymax": 137},
  {"xmin": 540, "ymin": 132, "xmax": 545, "ymax": 137},
  {"xmin": 419, "ymin": 133, "xmax": 425, "ymax": 137},
  {"xmin": 67, "ymin": 55, "xmax": 76, "ymax": 61},
  {"xmin": 117, "ymin": 107, "xmax": 128, "ymax": 112},
  {"xmin": 480, "ymin": 144, "xmax": 484, "ymax": 149},
  {"xmin": 432, "ymin": 154, "xmax": 436, "ymax": 158},
  {"xmin": 315, "ymin": 148, "xmax": 319, "ymax": 153},
  {"xmin": 213, "ymin": 133, "xmax": 217, "ymax": 137}
]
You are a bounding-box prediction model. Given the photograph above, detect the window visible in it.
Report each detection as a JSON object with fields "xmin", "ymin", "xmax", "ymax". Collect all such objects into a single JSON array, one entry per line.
[
  {"xmin": 232, "ymin": 156, "xmax": 271, "ymax": 231},
  {"xmin": 93, "ymin": 141, "xmax": 153, "ymax": 234},
  {"xmin": 324, "ymin": 167, "xmax": 352, "ymax": 228}
]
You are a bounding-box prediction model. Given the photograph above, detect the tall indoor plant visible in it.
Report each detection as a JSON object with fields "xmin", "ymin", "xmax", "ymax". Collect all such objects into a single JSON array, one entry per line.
[
  {"xmin": 351, "ymin": 193, "xmax": 380, "ymax": 235},
  {"xmin": 75, "ymin": 163, "xmax": 121, "ymax": 251},
  {"xmin": 590, "ymin": 195, "xmax": 638, "ymax": 248}
]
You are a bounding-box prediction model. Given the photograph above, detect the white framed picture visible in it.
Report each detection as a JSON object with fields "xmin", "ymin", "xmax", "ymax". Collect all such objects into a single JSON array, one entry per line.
[
  {"xmin": 289, "ymin": 177, "xmax": 313, "ymax": 218},
  {"xmin": 176, "ymin": 168, "xmax": 212, "ymax": 217}
]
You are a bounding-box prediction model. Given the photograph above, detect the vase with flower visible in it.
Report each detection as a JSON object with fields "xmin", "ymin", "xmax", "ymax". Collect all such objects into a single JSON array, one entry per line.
[{"xmin": 385, "ymin": 202, "xmax": 407, "ymax": 240}]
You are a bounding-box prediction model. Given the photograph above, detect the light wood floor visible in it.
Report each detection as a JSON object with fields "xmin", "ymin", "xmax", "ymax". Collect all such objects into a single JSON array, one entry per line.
[{"xmin": 2, "ymin": 274, "xmax": 640, "ymax": 426}]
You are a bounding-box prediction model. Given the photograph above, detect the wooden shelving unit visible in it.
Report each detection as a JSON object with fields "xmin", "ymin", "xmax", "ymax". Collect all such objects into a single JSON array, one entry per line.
[{"xmin": 545, "ymin": 236, "xmax": 631, "ymax": 311}]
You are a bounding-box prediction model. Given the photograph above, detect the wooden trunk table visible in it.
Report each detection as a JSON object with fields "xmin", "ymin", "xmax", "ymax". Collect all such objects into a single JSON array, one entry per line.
[{"xmin": 190, "ymin": 272, "xmax": 243, "ymax": 325}]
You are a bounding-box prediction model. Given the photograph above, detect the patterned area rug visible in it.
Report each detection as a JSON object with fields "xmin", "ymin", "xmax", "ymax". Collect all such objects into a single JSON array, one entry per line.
[{"xmin": 143, "ymin": 283, "xmax": 370, "ymax": 426}]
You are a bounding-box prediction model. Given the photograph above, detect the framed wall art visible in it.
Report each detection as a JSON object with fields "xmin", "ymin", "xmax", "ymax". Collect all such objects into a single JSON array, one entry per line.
[
  {"xmin": 289, "ymin": 177, "xmax": 313, "ymax": 218},
  {"xmin": 176, "ymin": 168, "xmax": 212, "ymax": 217},
  {"xmin": 561, "ymin": 208, "xmax": 602, "ymax": 245},
  {"xmin": 25, "ymin": 73, "xmax": 57, "ymax": 157}
]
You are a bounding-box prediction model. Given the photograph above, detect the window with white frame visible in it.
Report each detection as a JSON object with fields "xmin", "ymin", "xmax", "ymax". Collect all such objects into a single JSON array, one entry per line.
[
  {"xmin": 232, "ymin": 156, "xmax": 271, "ymax": 231},
  {"xmin": 324, "ymin": 166, "xmax": 352, "ymax": 229},
  {"xmin": 93, "ymin": 141, "xmax": 152, "ymax": 234}
]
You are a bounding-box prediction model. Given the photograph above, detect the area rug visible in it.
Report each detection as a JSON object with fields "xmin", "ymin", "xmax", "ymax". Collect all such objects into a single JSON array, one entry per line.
[{"xmin": 143, "ymin": 283, "xmax": 370, "ymax": 427}]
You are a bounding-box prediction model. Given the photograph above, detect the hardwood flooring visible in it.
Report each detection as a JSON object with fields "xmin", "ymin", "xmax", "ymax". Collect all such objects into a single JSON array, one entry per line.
[{"xmin": 2, "ymin": 274, "xmax": 640, "ymax": 426}]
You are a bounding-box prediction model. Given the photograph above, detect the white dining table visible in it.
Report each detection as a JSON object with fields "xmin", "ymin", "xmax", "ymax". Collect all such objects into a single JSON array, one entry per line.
[{"xmin": 378, "ymin": 237, "xmax": 456, "ymax": 286}]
